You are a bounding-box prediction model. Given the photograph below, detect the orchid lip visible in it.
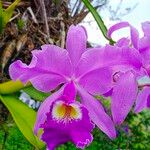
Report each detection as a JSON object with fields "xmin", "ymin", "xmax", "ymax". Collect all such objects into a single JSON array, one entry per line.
[{"xmin": 52, "ymin": 100, "xmax": 82, "ymax": 123}]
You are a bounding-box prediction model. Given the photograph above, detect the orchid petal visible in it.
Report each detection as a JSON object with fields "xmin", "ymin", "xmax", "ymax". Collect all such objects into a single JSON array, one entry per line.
[
  {"xmin": 76, "ymin": 46, "xmax": 124, "ymax": 77},
  {"xmin": 77, "ymin": 85, "xmax": 116, "ymax": 139},
  {"xmin": 9, "ymin": 45, "xmax": 72, "ymax": 92},
  {"xmin": 75, "ymin": 48, "xmax": 102, "ymax": 77},
  {"xmin": 76, "ymin": 45, "xmax": 142, "ymax": 74},
  {"xmin": 78, "ymin": 67, "xmax": 112, "ymax": 95},
  {"xmin": 34, "ymin": 86, "xmax": 65, "ymax": 135},
  {"xmin": 107, "ymin": 22, "xmax": 139, "ymax": 48},
  {"xmin": 103, "ymin": 45, "xmax": 142, "ymax": 70},
  {"xmin": 30, "ymin": 74, "xmax": 65, "ymax": 92},
  {"xmin": 134, "ymin": 87, "xmax": 150, "ymax": 113},
  {"xmin": 130, "ymin": 24, "xmax": 139, "ymax": 49},
  {"xmin": 139, "ymin": 37, "xmax": 150, "ymax": 52},
  {"xmin": 66, "ymin": 25, "xmax": 87, "ymax": 67},
  {"xmin": 111, "ymin": 71, "xmax": 138, "ymax": 124},
  {"xmin": 107, "ymin": 22, "xmax": 129, "ymax": 39},
  {"xmin": 116, "ymin": 38, "xmax": 130, "ymax": 47}
]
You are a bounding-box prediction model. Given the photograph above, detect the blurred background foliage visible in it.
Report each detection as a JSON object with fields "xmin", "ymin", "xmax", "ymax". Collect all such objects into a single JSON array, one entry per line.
[{"xmin": 0, "ymin": 110, "xmax": 149, "ymax": 149}]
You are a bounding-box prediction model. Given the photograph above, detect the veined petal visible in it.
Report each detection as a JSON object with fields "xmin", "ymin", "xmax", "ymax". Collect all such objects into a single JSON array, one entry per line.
[
  {"xmin": 75, "ymin": 45, "xmax": 142, "ymax": 78},
  {"xmin": 75, "ymin": 48, "xmax": 102, "ymax": 77},
  {"xmin": 111, "ymin": 71, "xmax": 138, "ymax": 125},
  {"xmin": 78, "ymin": 67, "xmax": 112, "ymax": 95},
  {"xmin": 102, "ymin": 45, "xmax": 142, "ymax": 70},
  {"xmin": 30, "ymin": 74, "xmax": 65, "ymax": 92},
  {"xmin": 66, "ymin": 25, "xmax": 87, "ymax": 67},
  {"xmin": 9, "ymin": 45, "xmax": 72, "ymax": 92},
  {"xmin": 77, "ymin": 85, "xmax": 116, "ymax": 139},
  {"xmin": 34, "ymin": 86, "xmax": 65, "ymax": 135},
  {"xmin": 134, "ymin": 87, "xmax": 150, "ymax": 113}
]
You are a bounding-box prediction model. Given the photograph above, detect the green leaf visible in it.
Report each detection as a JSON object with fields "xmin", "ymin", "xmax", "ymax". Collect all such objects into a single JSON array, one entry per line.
[
  {"xmin": 81, "ymin": 0, "xmax": 115, "ymax": 44},
  {"xmin": 0, "ymin": 80, "xmax": 30, "ymax": 94},
  {"xmin": 3, "ymin": 0, "xmax": 20, "ymax": 24},
  {"xmin": 0, "ymin": 94, "xmax": 45, "ymax": 149},
  {"xmin": 0, "ymin": 0, "xmax": 20, "ymax": 33},
  {"xmin": 22, "ymin": 86, "xmax": 51, "ymax": 102}
]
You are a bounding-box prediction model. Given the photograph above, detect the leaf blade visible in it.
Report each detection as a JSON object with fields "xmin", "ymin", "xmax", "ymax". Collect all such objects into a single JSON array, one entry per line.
[
  {"xmin": 0, "ymin": 80, "xmax": 30, "ymax": 94},
  {"xmin": 3, "ymin": 0, "xmax": 20, "ymax": 24},
  {"xmin": 22, "ymin": 86, "xmax": 51, "ymax": 102},
  {"xmin": 0, "ymin": 94, "xmax": 45, "ymax": 149}
]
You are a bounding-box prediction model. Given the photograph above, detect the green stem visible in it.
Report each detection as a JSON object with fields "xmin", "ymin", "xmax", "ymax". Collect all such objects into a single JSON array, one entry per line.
[
  {"xmin": 0, "ymin": 80, "xmax": 30, "ymax": 94},
  {"xmin": 81, "ymin": 0, "xmax": 115, "ymax": 44}
]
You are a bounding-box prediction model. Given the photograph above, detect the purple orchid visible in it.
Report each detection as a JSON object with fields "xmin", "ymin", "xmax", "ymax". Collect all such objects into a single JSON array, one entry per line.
[
  {"xmin": 107, "ymin": 21, "xmax": 150, "ymax": 124},
  {"xmin": 41, "ymin": 82, "xmax": 94, "ymax": 149},
  {"xmin": 9, "ymin": 25, "xmax": 116, "ymax": 148}
]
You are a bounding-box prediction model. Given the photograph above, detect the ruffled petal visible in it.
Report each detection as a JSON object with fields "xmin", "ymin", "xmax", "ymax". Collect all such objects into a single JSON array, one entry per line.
[
  {"xmin": 76, "ymin": 45, "xmax": 142, "ymax": 77},
  {"xmin": 78, "ymin": 67, "xmax": 112, "ymax": 95},
  {"xmin": 134, "ymin": 87, "xmax": 150, "ymax": 113},
  {"xmin": 105, "ymin": 45, "xmax": 142, "ymax": 71},
  {"xmin": 77, "ymin": 85, "xmax": 116, "ymax": 139},
  {"xmin": 9, "ymin": 45, "xmax": 72, "ymax": 92},
  {"xmin": 41, "ymin": 101, "xmax": 94, "ymax": 149},
  {"xmin": 34, "ymin": 86, "xmax": 65, "ymax": 135},
  {"xmin": 66, "ymin": 25, "xmax": 87, "ymax": 67},
  {"xmin": 111, "ymin": 71, "xmax": 138, "ymax": 124}
]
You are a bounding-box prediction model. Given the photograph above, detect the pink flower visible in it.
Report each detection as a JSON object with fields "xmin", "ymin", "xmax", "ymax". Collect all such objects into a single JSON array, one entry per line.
[{"xmin": 9, "ymin": 25, "xmax": 116, "ymax": 149}]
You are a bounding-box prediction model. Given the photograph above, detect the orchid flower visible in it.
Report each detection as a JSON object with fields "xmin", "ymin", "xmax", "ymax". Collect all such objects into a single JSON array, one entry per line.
[
  {"xmin": 107, "ymin": 21, "xmax": 150, "ymax": 123},
  {"xmin": 9, "ymin": 25, "xmax": 116, "ymax": 148}
]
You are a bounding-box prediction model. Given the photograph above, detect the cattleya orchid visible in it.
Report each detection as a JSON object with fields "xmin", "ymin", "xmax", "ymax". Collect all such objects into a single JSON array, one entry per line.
[
  {"xmin": 9, "ymin": 25, "xmax": 116, "ymax": 149},
  {"xmin": 107, "ymin": 21, "xmax": 150, "ymax": 123}
]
